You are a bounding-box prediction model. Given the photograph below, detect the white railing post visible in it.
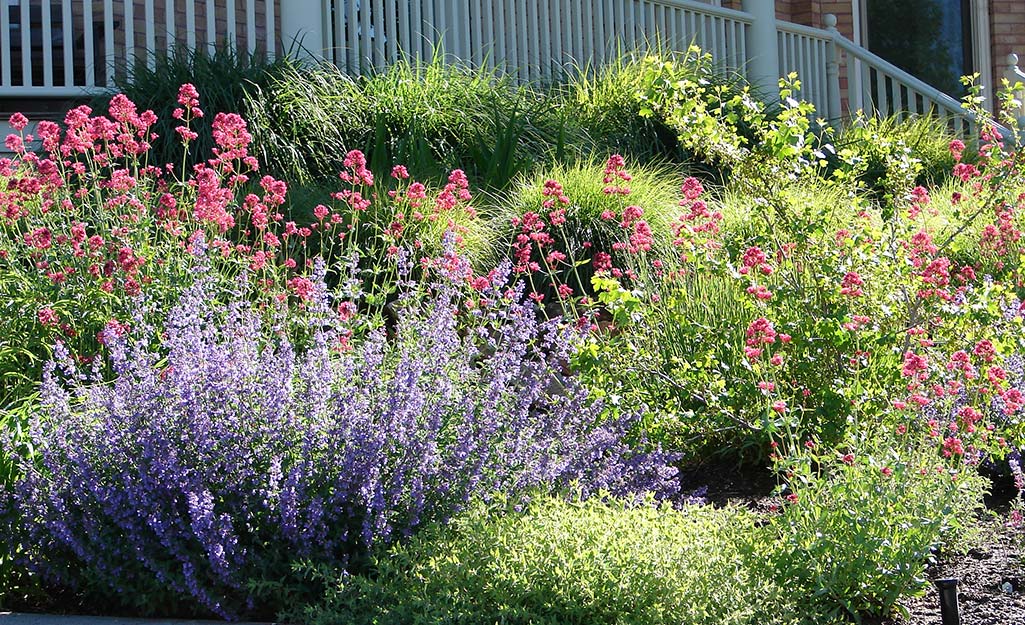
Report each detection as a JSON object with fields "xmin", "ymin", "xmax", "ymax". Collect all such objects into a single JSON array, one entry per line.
[
  {"xmin": 742, "ymin": 0, "xmax": 780, "ymax": 98},
  {"xmin": 1004, "ymin": 53, "xmax": 1025, "ymax": 130},
  {"xmin": 280, "ymin": 0, "xmax": 326, "ymax": 62},
  {"xmin": 824, "ymin": 14, "xmax": 842, "ymax": 123}
]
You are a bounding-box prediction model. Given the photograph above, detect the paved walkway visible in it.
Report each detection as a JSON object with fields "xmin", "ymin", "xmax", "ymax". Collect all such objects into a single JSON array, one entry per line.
[{"xmin": 0, "ymin": 614, "xmax": 275, "ymax": 625}]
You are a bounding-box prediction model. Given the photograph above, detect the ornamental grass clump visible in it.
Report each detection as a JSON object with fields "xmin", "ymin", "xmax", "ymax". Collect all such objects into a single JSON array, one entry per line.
[{"xmin": 3, "ymin": 254, "xmax": 678, "ymax": 620}]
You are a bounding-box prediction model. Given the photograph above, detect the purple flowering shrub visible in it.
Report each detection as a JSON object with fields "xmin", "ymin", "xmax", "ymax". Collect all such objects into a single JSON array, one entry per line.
[{"xmin": 4, "ymin": 257, "xmax": 678, "ymax": 619}]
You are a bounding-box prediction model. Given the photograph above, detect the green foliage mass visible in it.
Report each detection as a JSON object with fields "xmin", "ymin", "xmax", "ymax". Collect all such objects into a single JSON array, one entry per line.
[{"xmin": 289, "ymin": 497, "xmax": 797, "ymax": 625}]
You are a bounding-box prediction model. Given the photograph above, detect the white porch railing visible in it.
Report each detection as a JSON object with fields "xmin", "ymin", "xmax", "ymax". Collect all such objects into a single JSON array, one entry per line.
[
  {"xmin": 831, "ymin": 26, "xmax": 975, "ymax": 134},
  {"xmin": 776, "ymin": 19, "xmax": 831, "ymax": 118},
  {"xmin": 318, "ymin": 0, "xmax": 752, "ymax": 83},
  {"xmin": 0, "ymin": 0, "xmax": 278, "ymax": 97}
]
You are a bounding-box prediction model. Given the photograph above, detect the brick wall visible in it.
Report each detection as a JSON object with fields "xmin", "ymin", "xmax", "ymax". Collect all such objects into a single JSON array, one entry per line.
[{"xmin": 991, "ymin": 0, "xmax": 1025, "ymax": 94}]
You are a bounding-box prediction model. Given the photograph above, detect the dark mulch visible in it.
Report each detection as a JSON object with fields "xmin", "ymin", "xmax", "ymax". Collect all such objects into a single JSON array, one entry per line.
[{"xmin": 887, "ymin": 481, "xmax": 1025, "ymax": 625}]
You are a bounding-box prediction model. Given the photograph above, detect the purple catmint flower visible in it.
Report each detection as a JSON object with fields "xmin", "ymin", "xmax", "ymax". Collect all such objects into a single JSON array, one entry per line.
[{"xmin": 4, "ymin": 264, "xmax": 678, "ymax": 620}]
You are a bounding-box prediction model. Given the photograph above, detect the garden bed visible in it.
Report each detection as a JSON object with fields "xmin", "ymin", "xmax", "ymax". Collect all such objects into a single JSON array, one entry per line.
[{"xmin": 2, "ymin": 49, "xmax": 1025, "ymax": 625}]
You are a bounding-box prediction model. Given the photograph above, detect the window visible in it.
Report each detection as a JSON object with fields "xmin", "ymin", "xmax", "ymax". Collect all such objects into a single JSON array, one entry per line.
[{"xmin": 865, "ymin": 0, "xmax": 973, "ymax": 98}]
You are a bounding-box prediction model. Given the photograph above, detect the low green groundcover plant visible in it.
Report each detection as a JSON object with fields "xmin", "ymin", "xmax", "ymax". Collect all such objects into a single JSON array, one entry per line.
[{"xmin": 290, "ymin": 497, "xmax": 797, "ymax": 625}]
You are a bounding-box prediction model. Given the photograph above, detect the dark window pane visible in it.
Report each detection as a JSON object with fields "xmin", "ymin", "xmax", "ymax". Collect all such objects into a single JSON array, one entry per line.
[{"xmin": 866, "ymin": 0, "xmax": 971, "ymax": 98}]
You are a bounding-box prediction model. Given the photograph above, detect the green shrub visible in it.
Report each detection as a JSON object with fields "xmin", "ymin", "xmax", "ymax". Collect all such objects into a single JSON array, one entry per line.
[
  {"xmin": 829, "ymin": 113, "xmax": 961, "ymax": 204},
  {"xmin": 558, "ymin": 48, "xmax": 750, "ymax": 170},
  {"xmin": 557, "ymin": 54, "xmax": 682, "ymax": 163},
  {"xmin": 245, "ymin": 56, "xmax": 571, "ymax": 189},
  {"xmin": 715, "ymin": 179, "xmax": 871, "ymax": 252},
  {"xmin": 476, "ymin": 158, "xmax": 683, "ymax": 301},
  {"xmin": 242, "ymin": 61, "xmax": 368, "ymax": 184},
  {"xmin": 771, "ymin": 435, "xmax": 988, "ymax": 621},
  {"xmin": 0, "ymin": 397, "xmax": 36, "ymax": 609},
  {"xmin": 291, "ymin": 497, "xmax": 796, "ymax": 625}
]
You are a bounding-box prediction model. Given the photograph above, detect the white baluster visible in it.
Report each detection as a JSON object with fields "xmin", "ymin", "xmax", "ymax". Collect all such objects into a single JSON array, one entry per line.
[
  {"xmin": 742, "ymin": 0, "xmax": 780, "ymax": 99},
  {"xmin": 281, "ymin": 0, "xmax": 324, "ymax": 61},
  {"xmin": 825, "ymin": 13, "xmax": 841, "ymax": 122},
  {"xmin": 1005, "ymin": 53, "xmax": 1025, "ymax": 133}
]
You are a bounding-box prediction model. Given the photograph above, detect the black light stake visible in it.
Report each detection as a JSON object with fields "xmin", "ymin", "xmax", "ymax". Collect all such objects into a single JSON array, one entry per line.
[{"xmin": 935, "ymin": 578, "xmax": 961, "ymax": 625}]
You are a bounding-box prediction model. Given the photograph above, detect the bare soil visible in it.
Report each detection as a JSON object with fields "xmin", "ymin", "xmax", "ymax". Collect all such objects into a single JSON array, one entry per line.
[{"xmin": 888, "ymin": 515, "xmax": 1025, "ymax": 625}]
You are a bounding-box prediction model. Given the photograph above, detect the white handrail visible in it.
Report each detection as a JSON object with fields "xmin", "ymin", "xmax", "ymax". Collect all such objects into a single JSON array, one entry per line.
[
  {"xmin": 647, "ymin": 0, "xmax": 754, "ymax": 23},
  {"xmin": 832, "ymin": 37, "xmax": 967, "ymax": 119}
]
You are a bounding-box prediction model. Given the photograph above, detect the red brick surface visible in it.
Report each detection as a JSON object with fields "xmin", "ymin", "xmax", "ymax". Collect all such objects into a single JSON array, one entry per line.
[{"xmin": 992, "ymin": 0, "xmax": 1025, "ymax": 94}]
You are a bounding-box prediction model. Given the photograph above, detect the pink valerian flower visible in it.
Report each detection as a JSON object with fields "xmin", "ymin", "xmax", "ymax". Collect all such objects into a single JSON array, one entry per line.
[
  {"xmin": 435, "ymin": 169, "xmax": 472, "ymax": 212},
  {"xmin": 1002, "ymin": 388, "xmax": 1024, "ymax": 415},
  {"xmin": 548, "ymin": 208, "xmax": 567, "ymax": 226},
  {"xmin": 953, "ymin": 163, "xmax": 980, "ymax": 181},
  {"xmin": 901, "ymin": 351, "xmax": 929, "ymax": 380},
  {"xmin": 339, "ymin": 150, "xmax": 374, "ymax": 186},
  {"xmin": 973, "ymin": 340, "xmax": 996, "ymax": 363},
  {"xmin": 4, "ymin": 133, "xmax": 24, "ymax": 153},
  {"xmin": 947, "ymin": 351, "xmax": 978, "ymax": 379},
  {"xmin": 37, "ymin": 308, "xmax": 59, "ymax": 327},
  {"xmin": 391, "ymin": 165, "xmax": 410, "ymax": 180},
  {"xmin": 746, "ymin": 284, "xmax": 773, "ymax": 300},
  {"xmin": 541, "ymin": 179, "xmax": 570, "ymax": 208},
  {"xmin": 35, "ymin": 120, "xmax": 60, "ymax": 152},
  {"xmin": 337, "ymin": 301, "xmax": 357, "ymax": 321},
  {"xmin": 839, "ymin": 271, "xmax": 865, "ymax": 297},
  {"xmin": 192, "ymin": 167, "xmax": 236, "ymax": 233},
  {"xmin": 620, "ymin": 205, "xmax": 643, "ymax": 227},
  {"xmin": 908, "ymin": 230, "xmax": 938, "ymax": 267},
  {"xmin": 918, "ymin": 257, "xmax": 952, "ymax": 300},
  {"xmin": 740, "ymin": 246, "xmax": 773, "ymax": 276},
  {"xmin": 331, "ymin": 189, "xmax": 371, "ymax": 212},
  {"xmin": 97, "ymin": 319, "xmax": 130, "ymax": 345},
  {"xmin": 592, "ymin": 252, "xmax": 613, "ymax": 272},
  {"xmin": 674, "ymin": 179, "xmax": 722, "ymax": 249},
  {"xmin": 175, "ymin": 125, "xmax": 199, "ymax": 142},
  {"xmin": 210, "ymin": 112, "xmax": 254, "ymax": 164},
  {"xmin": 287, "ymin": 276, "xmax": 317, "ymax": 301},
  {"xmin": 602, "ymin": 154, "xmax": 632, "ymax": 195},
  {"xmin": 25, "ymin": 227, "xmax": 53, "ymax": 250},
  {"xmin": 942, "ymin": 437, "xmax": 965, "ymax": 457},
  {"xmin": 772, "ymin": 401, "xmax": 787, "ymax": 414},
  {"xmin": 248, "ymin": 251, "xmax": 269, "ymax": 271},
  {"xmin": 745, "ymin": 318, "xmax": 777, "ymax": 346},
  {"xmin": 986, "ymin": 366, "xmax": 1007, "ymax": 391},
  {"xmin": 8, "ymin": 112, "xmax": 28, "ymax": 131},
  {"xmin": 908, "ymin": 186, "xmax": 931, "ymax": 219},
  {"xmin": 681, "ymin": 176, "xmax": 703, "ymax": 200},
  {"xmin": 175, "ymin": 83, "xmax": 203, "ymax": 118},
  {"xmin": 949, "ymin": 139, "xmax": 966, "ymax": 161},
  {"xmin": 628, "ymin": 220, "xmax": 654, "ymax": 253}
]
